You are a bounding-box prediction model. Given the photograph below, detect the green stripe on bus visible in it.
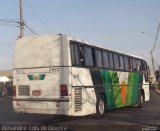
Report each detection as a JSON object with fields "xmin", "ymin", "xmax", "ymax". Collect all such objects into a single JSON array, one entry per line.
[
  {"xmin": 38, "ymin": 74, "xmax": 45, "ymax": 80},
  {"xmin": 125, "ymin": 73, "xmax": 134, "ymax": 106},
  {"xmin": 100, "ymin": 70, "xmax": 116, "ymax": 109},
  {"xmin": 99, "ymin": 70, "xmax": 142, "ymax": 109},
  {"xmin": 131, "ymin": 73, "xmax": 139, "ymax": 104},
  {"xmin": 112, "ymin": 71, "xmax": 123, "ymax": 108},
  {"xmin": 28, "ymin": 75, "xmax": 34, "ymax": 80}
]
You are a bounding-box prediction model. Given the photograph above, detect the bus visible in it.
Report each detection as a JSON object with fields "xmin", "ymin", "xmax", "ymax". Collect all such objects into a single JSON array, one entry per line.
[{"xmin": 13, "ymin": 34, "xmax": 150, "ymax": 118}]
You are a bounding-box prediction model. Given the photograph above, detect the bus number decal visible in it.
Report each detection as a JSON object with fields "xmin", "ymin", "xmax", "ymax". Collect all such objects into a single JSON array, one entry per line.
[
  {"xmin": 73, "ymin": 75, "xmax": 79, "ymax": 79},
  {"xmin": 49, "ymin": 67, "xmax": 60, "ymax": 72}
]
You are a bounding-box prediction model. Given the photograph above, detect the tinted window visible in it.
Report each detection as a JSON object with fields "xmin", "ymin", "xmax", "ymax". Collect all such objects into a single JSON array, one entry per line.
[
  {"xmin": 109, "ymin": 53, "xmax": 114, "ymax": 69},
  {"xmin": 79, "ymin": 45, "xmax": 85, "ymax": 66},
  {"xmin": 142, "ymin": 60, "xmax": 146, "ymax": 72},
  {"xmin": 124, "ymin": 56, "xmax": 129, "ymax": 71},
  {"xmin": 142, "ymin": 60, "xmax": 149, "ymax": 82},
  {"xmin": 137, "ymin": 59, "xmax": 142, "ymax": 71},
  {"xmin": 95, "ymin": 50, "xmax": 103, "ymax": 67},
  {"xmin": 70, "ymin": 43, "xmax": 80, "ymax": 66},
  {"xmin": 119, "ymin": 55, "xmax": 124, "ymax": 70},
  {"xmin": 129, "ymin": 57, "xmax": 133, "ymax": 71},
  {"xmin": 102, "ymin": 51, "xmax": 109, "ymax": 68},
  {"xmin": 132, "ymin": 58, "xmax": 137, "ymax": 71},
  {"xmin": 142, "ymin": 60, "xmax": 148, "ymax": 72},
  {"xmin": 113, "ymin": 53, "xmax": 120, "ymax": 69},
  {"xmin": 84, "ymin": 47, "xmax": 94, "ymax": 66}
]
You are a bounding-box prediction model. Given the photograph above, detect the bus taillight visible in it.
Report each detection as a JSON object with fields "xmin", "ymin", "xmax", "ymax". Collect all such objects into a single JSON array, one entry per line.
[
  {"xmin": 12, "ymin": 86, "xmax": 16, "ymax": 97},
  {"xmin": 60, "ymin": 85, "xmax": 68, "ymax": 96}
]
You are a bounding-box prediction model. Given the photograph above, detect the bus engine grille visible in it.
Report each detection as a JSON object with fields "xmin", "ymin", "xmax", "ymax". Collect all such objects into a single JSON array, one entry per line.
[
  {"xmin": 74, "ymin": 87, "xmax": 82, "ymax": 112},
  {"xmin": 18, "ymin": 86, "xmax": 30, "ymax": 96}
]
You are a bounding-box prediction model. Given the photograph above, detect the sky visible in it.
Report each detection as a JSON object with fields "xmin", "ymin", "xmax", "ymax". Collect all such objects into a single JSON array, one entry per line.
[{"xmin": 0, "ymin": 0, "xmax": 160, "ymax": 70}]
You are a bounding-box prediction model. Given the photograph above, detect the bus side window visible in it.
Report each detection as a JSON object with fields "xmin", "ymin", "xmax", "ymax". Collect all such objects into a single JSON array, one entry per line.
[
  {"xmin": 142, "ymin": 60, "xmax": 149, "ymax": 82},
  {"xmin": 142, "ymin": 60, "xmax": 146, "ymax": 72},
  {"xmin": 109, "ymin": 53, "xmax": 114, "ymax": 69},
  {"xmin": 95, "ymin": 49, "xmax": 103, "ymax": 67},
  {"xmin": 79, "ymin": 45, "xmax": 85, "ymax": 66},
  {"xmin": 132, "ymin": 58, "xmax": 137, "ymax": 71},
  {"xmin": 113, "ymin": 53, "xmax": 120, "ymax": 70},
  {"xmin": 70, "ymin": 42, "xmax": 80, "ymax": 66},
  {"xmin": 137, "ymin": 59, "xmax": 142, "ymax": 72},
  {"xmin": 84, "ymin": 46, "xmax": 94, "ymax": 67},
  {"xmin": 119, "ymin": 55, "xmax": 125, "ymax": 70},
  {"xmin": 124, "ymin": 56, "xmax": 129, "ymax": 71},
  {"xmin": 102, "ymin": 51, "xmax": 109, "ymax": 68},
  {"xmin": 128, "ymin": 57, "xmax": 133, "ymax": 71}
]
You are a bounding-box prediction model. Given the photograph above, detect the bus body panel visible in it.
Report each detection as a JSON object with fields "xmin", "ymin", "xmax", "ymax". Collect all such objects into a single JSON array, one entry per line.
[
  {"xmin": 13, "ymin": 35, "xmax": 73, "ymax": 115},
  {"xmin": 14, "ymin": 35, "xmax": 62, "ymax": 68},
  {"xmin": 13, "ymin": 101, "xmax": 70, "ymax": 115},
  {"xmin": 142, "ymin": 76, "xmax": 150, "ymax": 101},
  {"xmin": 13, "ymin": 68, "xmax": 62, "ymax": 99},
  {"xmin": 13, "ymin": 67, "xmax": 72, "ymax": 115},
  {"xmin": 89, "ymin": 69, "xmax": 143, "ymax": 110},
  {"xmin": 71, "ymin": 68, "xmax": 96, "ymax": 116}
]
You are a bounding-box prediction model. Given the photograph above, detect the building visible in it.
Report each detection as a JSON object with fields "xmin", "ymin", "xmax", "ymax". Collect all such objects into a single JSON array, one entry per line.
[
  {"xmin": 0, "ymin": 70, "xmax": 13, "ymax": 96},
  {"xmin": 0, "ymin": 70, "xmax": 13, "ymax": 82}
]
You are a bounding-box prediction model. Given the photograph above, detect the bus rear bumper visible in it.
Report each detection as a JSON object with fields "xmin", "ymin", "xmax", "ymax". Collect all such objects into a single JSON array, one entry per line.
[{"xmin": 13, "ymin": 99, "xmax": 71, "ymax": 115}]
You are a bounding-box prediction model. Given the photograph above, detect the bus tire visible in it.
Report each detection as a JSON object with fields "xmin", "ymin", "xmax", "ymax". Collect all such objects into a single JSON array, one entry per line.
[{"xmin": 96, "ymin": 95, "xmax": 105, "ymax": 118}]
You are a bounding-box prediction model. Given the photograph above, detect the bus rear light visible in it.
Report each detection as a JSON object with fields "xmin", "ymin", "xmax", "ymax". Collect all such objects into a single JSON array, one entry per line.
[
  {"xmin": 12, "ymin": 86, "xmax": 16, "ymax": 97},
  {"xmin": 60, "ymin": 85, "xmax": 68, "ymax": 96}
]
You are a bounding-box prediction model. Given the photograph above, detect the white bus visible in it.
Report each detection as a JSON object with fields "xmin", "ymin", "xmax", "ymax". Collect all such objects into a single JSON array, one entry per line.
[{"xmin": 13, "ymin": 34, "xmax": 150, "ymax": 118}]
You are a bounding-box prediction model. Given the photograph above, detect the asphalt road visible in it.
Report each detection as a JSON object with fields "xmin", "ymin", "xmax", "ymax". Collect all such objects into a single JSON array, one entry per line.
[{"xmin": 0, "ymin": 90, "xmax": 160, "ymax": 131}]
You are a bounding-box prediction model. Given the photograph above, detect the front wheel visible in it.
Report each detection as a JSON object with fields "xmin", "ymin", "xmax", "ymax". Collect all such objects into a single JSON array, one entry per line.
[{"xmin": 96, "ymin": 95, "xmax": 105, "ymax": 118}]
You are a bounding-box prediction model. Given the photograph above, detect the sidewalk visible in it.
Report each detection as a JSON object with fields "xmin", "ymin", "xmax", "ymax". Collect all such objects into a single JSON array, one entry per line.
[{"xmin": 154, "ymin": 89, "xmax": 160, "ymax": 95}]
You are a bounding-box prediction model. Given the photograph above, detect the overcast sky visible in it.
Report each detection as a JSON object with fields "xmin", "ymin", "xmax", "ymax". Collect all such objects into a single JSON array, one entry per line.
[{"xmin": 0, "ymin": 0, "xmax": 160, "ymax": 70}]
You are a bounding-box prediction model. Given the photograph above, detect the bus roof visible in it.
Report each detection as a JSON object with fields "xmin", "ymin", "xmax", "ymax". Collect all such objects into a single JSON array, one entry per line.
[{"xmin": 16, "ymin": 34, "xmax": 145, "ymax": 61}]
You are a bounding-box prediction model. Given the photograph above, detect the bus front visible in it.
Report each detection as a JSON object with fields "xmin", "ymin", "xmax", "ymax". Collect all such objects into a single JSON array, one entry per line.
[{"xmin": 13, "ymin": 34, "xmax": 71, "ymax": 115}]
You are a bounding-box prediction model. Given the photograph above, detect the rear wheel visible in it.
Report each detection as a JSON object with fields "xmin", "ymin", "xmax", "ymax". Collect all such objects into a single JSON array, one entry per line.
[{"xmin": 96, "ymin": 95, "xmax": 105, "ymax": 118}]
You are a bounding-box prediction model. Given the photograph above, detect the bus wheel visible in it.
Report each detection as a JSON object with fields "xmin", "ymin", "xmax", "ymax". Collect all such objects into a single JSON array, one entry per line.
[{"xmin": 96, "ymin": 95, "xmax": 105, "ymax": 118}]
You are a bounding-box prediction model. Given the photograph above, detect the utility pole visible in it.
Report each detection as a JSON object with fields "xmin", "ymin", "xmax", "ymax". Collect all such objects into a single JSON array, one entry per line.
[
  {"xmin": 159, "ymin": 65, "xmax": 160, "ymax": 80},
  {"xmin": 19, "ymin": 0, "xmax": 24, "ymax": 38},
  {"xmin": 150, "ymin": 50, "xmax": 155, "ymax": 77},
  {"xmin": 150, "ymin": 23, "xmax": 160, "ymax": 80}
]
